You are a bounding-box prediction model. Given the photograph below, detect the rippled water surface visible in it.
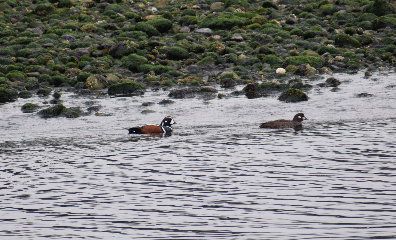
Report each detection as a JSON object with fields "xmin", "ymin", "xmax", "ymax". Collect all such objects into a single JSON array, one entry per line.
[{"xmin": 1, "ymin": 72, "xmax": 396, "ymax": 239}]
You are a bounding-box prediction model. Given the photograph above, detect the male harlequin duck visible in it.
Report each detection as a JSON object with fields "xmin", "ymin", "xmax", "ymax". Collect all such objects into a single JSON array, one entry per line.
[
  {"xmin": 127, "ymin": 116, "xmax": 176, "ymax": 134},
  {"xmin": 259, "ymin": 113, "xmax": 307, "ymax": 129}
]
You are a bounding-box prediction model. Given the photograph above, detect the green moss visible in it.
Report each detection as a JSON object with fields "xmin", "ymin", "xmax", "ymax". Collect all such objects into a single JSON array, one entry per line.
[
  {"xmin": 108, "ymin": 81, "xmax": 144, "ymax": 95},
  {"xmin": 6, "ymin": 71, "xmax": 26, "ymax": 81},
  {"xmin": 373, "ymin": 15, "xmax": 396, "ymax": 30},
  {"xmin": 283, "ymin": 56, "xmax": 323, "ymax": 68},
  {"xmin": 318, "ymin": 4, "xmax": 336, "ymax": 16},
  {"xmin": 148, "ymin": 18, "xmax": 173, "ymax": 33},
  {"xmin": 121, "ymin": 54, "xmax": 148, "ymax": 72},
  {"xmin": 34, "ymin": 3, "xmax": 54, "ymax": 16},
  {"xmin": 262, "ymin": 54, "xmax": 281, "ymax": 66},
  {"xmin": 199, "ymin": 12, "xmax": 249, "ymax": 30},
  {"xmin": 167, "ymin": 46, "xmax": 189, "ymax": 60},
  {"xmin": 58, "ymin": 0, "xmax": 73, "ymax": 8},
  {"xmin": 335, "ymin": 34, "xmax": 361, "ymax": 48},
  {"xmin": 317, "ymin": 45, "xmax": 342, "ymax": 55},
  {"xmin": 134, "ymin": 22, "xmax": 160, "ymax": 37},
  {"xmin": 225, "ymin": 0, "xmax": 250, "ymax": 8},
  {"xmin": 364, "ymin": 0, "xmax": 395, "ymax": 17},
  {"xmin": 278, "ymin": 88, "xmax": 308, "ymax": 102},
  {"xmin": 0, "ymin": 84, "xmax": 18, "ymax": 103},
  {"xmin": 37, "ymin": 88, "xmax": 52, "ymax": 96},
  {"xmin": 21, "ymin": 102, "xmax": 40, "ymax": 113},
  {"xmin": 38, "ymin": 104, "xmax": 66, "ymax": 118}
]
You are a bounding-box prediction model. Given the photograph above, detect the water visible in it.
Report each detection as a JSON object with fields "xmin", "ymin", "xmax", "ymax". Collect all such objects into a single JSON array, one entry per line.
[{"xmin": 1, "ymin": 71, "xmax": 396, "ymax": 239}]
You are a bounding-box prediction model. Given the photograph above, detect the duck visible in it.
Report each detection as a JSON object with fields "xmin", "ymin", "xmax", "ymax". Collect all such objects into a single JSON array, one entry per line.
[
  {"xmin": 259, "ymin": 113, "xmax": 307, "ymax": 129},
  {"xmin": 127, "ymin": 116, "xmax": 176, "ymax": 134}
]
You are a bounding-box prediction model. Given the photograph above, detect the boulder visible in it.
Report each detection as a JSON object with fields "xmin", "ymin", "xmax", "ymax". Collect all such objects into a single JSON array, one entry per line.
[{"xmin": 85, "ymin": 75, "xmax": 108, "ymax": 90}]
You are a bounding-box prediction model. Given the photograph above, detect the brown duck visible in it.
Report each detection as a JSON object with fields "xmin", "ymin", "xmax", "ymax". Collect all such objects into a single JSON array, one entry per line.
[{"xmin": 260, "ymin": 113, "xmax": 307, "ymax": 129}]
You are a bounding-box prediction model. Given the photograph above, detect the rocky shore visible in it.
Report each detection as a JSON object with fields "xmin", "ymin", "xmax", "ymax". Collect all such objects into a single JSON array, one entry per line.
[{"xmin": 1, "ymin": 0, "xmax": 395, "ymax": 113}]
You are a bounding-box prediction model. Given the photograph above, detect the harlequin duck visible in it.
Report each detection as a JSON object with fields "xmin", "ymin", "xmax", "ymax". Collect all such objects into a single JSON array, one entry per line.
[
  {"xmin": 127, "ymin": 116, "xmax": 176, "ymax": 134},
  {"xmin": 260, "ymin": 113, "xmax": 307, "ymax": 129}
]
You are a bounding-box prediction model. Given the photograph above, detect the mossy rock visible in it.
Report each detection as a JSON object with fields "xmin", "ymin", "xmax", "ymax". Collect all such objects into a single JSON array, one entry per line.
[
  {"xmin": 21, "ymin": 103, "xmax": 40, "ymax": 113},
  {"xmin": 199, "ymin": 12, "xmax": 249, "ymax": 30},
  {"xmin": 262, "ymin": 0, "xmax": 278, "ymax": 9},
  {"xmin": 158, "ymin": 99, "xmax": 175, "ymax": 105},
  {"xmin": 148, "ymin": 18, "xmax": 173, "ymax": 33},
  {"xmin": 64, "ymin": 107, "xmax": 84, "ymax": 118},
  {"xmin": 317, "ymin": 45, "xmax": 342, "ymax": 55},
  {"xmin": 34, "ymin": 3, "xmax": 55, "ymax": 16},
  {"xmin": 283, "ymin": 56, "xmax": 323, "ymax": 68},
  {"xmin": 364, "ymin": 0, "xmax": 396, "ymax": 17},
  {"xmin": 58, "ymin": 0, "xmax": 73, "ymax": 8},
  {"xmin": 108, "ymin": 81, "xmax": 144, "ymax": 95},
  {"xmin": 122, "ymin": 54, "xmax": 148, "ymax": 72},
  {"xmin": 318, "ymin": 4, "xmax": 336, "ymax": 16},
  {"xmin": 224, "ymin": 0, "xmax": 250, "ymax": 8},
  {"xmin": 38, "ymin": 104, "xmax": 66, "ymax": 118},
  {"xmin": 262, "ymin": 54, "xmax": 281, "ymax": 66},
  {"xmin": 278, "ymin": 88, "xmax": 308, "ymax": 102},
  {"xmin": 168, "ymin": 88, "xmax": 195, "ymax": 99},
  {"xmin": 0, "ymin": 57, "xmax": 15, "ymax": 65},
  {"xmin": 85, "ymin": 75, "xmax": 108, "ymax": 90},
  {"xmin": 134, "ymin": 22, "xmax": 160, "ymax": 37},
  {"xmin": 334, "ymin": 34, "xmax": 361, "ymax": 48},
  {"xmin": 167, "ymin": 46, "xmax": 189, "ymax": 60},
  {"xmin": 373, "ymin": 16, "xmax": 396, "ymax": 30},
  {"xmin": 19, "ymin": 90, "xmax": 33, "ymax": 99},
  {"xmin": 37, "ymin": 88, "xmax": 52, "ymax": 97},
  {"xmin": 0, "ymin": 85, "xmax": 18, "ymax": 103}
]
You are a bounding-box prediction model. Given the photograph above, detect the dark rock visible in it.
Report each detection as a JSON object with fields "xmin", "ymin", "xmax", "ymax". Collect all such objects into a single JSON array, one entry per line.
[
  {"xmin": 220, "ymin": 79, "xmax": 237, "ymax": 88},
  {"xmin": 168, "ymin": 88, "xmax": 195, "ymax": 98},
  {"xmin": 109, "ymin": 43, "xmax": 130, "ymax": 58},
  {"xmin": 38, "ymin": 104, "xmax": 66, "ymax": 118},
  {"xmin": 61, "ymin": 35, "xmax": 77, "ymax": 42},
  {"xmin": 187, "ymin": 65, "xmax": 200, "ymax": 71},
  {"xmin": 356, "ymin": 93, "xmax": 373, "ymax": 98},
  {"xmin": 74, "ymin": 48, "xmax": 90, "ymax": 59},
  {"xmin": 97, "ymin": 2, "xmax": 110, "ymax": 9},
  {"xmin": 200, "ymin": 86, "xmax": 218, "ymax": 93},
  {"xmin": 108, "ymin": 82, "xmax": 144, "ymax": 95},
  {"xmin": 0, "ymin": 86, "xmax": 18, "ymax": 103},
  {"xmin": 19, "ymin": 90, "xmax": 33, "ymax": 99},
  {"xmin": 278, "ymin": 88, "xmax": 308, "ymax": 102},
  {"xmin": 158, "ymin": 99, "xmax": 175, "ymax": 105},
  {"xmin": 21, "ymin": 103, "xmax": 40, "ymax": 113},
  {"xmin": 325, "ymin": 77, "xmax": 341, "ymax": 87}
]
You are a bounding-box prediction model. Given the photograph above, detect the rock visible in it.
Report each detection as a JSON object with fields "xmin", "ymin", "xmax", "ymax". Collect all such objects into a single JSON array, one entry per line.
[
  {"xmin": 295, "ymin": 64, "xmax": 316, "ymax": 76},
  {"xmin": 221, "ymin": 79, "xmax": 237, "ymax": 88},
  {"xmin": 195, "ymin": 28, "xmax": 212, "ymax": 35},
  {"xmin": 74, "ymin": 48, "xmax": 90, "ymax": 59},
  {"xmin": 109, "ymin": 43, "xmax": 131, "ymax": 58},
  {"xmin": 65, "ymin": 68, "xmax": 81, "ymax": 78},
  {"xmin": 325, "ymin": 77, "xmax": 341, "ymax": 87},
  {"xmin": 21, "ymin": 103, "xmax": 39, "ymax": 113},
  {"xmin": 197, "ymin": 4, "xmax": 210, "ymax": 10},
  {"xmin": 187, "ymin": 65, "xmax": 200, "ymax": 71},
  {"xmin": 158, "ymin": 99, "xmax": 175, "ymax": 105},
  {"xmin": 168, "ymin": 88, "xmax": 195, "ymax": 98},
  {"xmin": 108, "ymin": 82, "xmax": 144, "ymax": 95},
  {"xmin": 97, "ymin": 2, "xmax": 110, "ymax": 9},
  {"xmin": 210, "ymin": 2, "xmax": 223, "ymax": 10},
  {"xmin": 365, "ymin": 71, "xmax": 372, "ymax": 77},
  {"xmin": 200, "ymin": 86, "xmax": 218, "ymax": 93},
  {"xmin": 105, "ymin": 74, "xmax": 120, "ymax": 82},
  {"xmin": 19, "ymin": 90, "xmax": 33, "ymax": 99},
  {"xmin": 61, "ymin": 35, "xmax": 77, "ymax": 42},
  {"xmin": 276, "ymin": 68, "xmax": 286, "ymax": 74},
  {"xmin": 180, "ymin": 26, "xmax": 190, "ymax": 33},
  {"xmin": 42, "ymin": 43, "xmax": 54, "ymax": 48},
  {"xmin": 27, "ymin": 72, "xmax": 41, "ymax": 77},
  {"xmin": 38, "ymin": 104, "xmax": 66, "ymax": 118},
  {"xmin": 278, "ymin": 88, "xmax": 308, "ymax": 102},
  {"xmin": 356, "ymin": 93, "xmax": 373, "ymax": 98},
  {"xmin": 30, "ymin": 27, "xmax": 43, "ymax": 35},
  {"xmin": 231, "ymin": 34, "xmax": 243, "ymax": 41},
  {"xmin": 38, "ymin": 68, "xmax": 51, "ymax": 75},
  {"xmin": 85, "ymin": 75, "xmax": 108, "ymax": 90}
]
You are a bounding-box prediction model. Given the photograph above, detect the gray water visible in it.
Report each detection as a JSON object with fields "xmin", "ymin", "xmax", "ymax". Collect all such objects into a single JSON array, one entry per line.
[{"xmin": 1, "ymin": 71, "xmax": 396, "ymax": 239}]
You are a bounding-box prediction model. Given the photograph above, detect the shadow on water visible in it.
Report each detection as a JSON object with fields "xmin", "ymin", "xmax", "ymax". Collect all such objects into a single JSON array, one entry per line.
[{"xmin": 1, "ymin": 72, "xmax": 396, "ymax": 239}]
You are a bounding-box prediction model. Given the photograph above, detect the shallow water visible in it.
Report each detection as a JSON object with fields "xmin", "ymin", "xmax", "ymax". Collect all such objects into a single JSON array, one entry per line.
[{"xmin": 1, "ymin": 71, "xmax": 396, "ymax": 239}]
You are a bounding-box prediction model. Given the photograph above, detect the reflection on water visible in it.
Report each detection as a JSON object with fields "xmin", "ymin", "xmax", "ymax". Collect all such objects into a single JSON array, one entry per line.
[{"xmin": 1, "ymin": 72, "xmax": 396, "ymax": 239}]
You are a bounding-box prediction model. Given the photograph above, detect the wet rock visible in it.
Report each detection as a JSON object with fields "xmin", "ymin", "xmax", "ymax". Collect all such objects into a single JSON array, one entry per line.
[
  {"xmin": 36, "ymin": 88, "xmax": 51, "ymax": 97},
  {"xmin": 65, "ymin": 68, "xmax": 81, "ymax": 78},
  {"xmin": 295, "ymin": 64, "xmax": 316, "ymax": 76},
  {"xmin": 278, "ymin": 88, "xmax": 308, "ymax": 102},
  {"xmin": 365, "ymin": 71, "xmax": 372, "ymax": 77},
  {"xmin": 221, "ymin": 79, "xmax": 237, "ymax": 88},
  {"xmin": 356, "ymin": 93, "xmax": 373, "ymax": 98},
  {"xmin": 64, "ymin": 107, "xmax": 85, "ymax": 118},
  {"xmin": 85, "ymin": 75, "xmax": 108, "ymax": 90},
  {"xmin": 19, "ymin": 90, "xmax": 33, "ymax": 99},
  {"xmin": 168, "ymin": 88, "xmax": 195, "ymax": 99},
  {"xmin": 38, "ymin": 104, "xmax": 66, "ymax": 118},
  {"xmin": 108, "ymin": 82, "xmax": 144, "ymax": 95},
  {"xmin": 52, "ymin": 91, "xmax": 61, "ymax": 99},
  {"xmin": 0, "ymin": 86, "xmax": 18, "ymax": 103},
  {"xmin": 325, "ymin": 77, "xmax": 341, "ymax": 87},
  {"xmin": 21, "ymin": 103, "xmax": 40, "ymax": 113},
  {"xmin": 158, "ymin": 99, "xmax": 175, "ymax": 105},
  {"xmin": 200, "ymin": 86, "xmax": 218, "ymax": 93}
]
